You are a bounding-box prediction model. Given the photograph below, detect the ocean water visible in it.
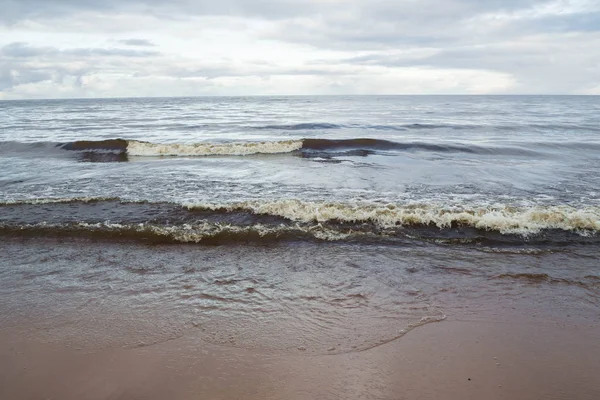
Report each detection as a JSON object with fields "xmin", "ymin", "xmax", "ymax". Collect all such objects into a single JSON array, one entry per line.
[{"xmin": 1, "ymin": 95, "xmax": 599, "ymax": 353}]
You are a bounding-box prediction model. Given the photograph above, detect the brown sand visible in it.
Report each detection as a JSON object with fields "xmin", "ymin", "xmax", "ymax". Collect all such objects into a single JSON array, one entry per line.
[
  {"xmin": 1, "ymin": 313, "xmax": 599, "ymax": 400},
  {"xmin": 1, "ymin": 238, "xmax": 599, "ymax": 399}
]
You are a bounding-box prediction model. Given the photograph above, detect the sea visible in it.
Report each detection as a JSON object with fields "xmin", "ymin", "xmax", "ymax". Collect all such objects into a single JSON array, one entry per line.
[{"xmin": 1, "ymin": 95, "xmax": 599, "ymax": 354}]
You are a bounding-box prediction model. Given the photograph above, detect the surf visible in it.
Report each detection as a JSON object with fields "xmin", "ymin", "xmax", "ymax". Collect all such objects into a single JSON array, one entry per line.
[{"xmin": 50, "ymin": 138, "xmax": 541, "ymax": 158}]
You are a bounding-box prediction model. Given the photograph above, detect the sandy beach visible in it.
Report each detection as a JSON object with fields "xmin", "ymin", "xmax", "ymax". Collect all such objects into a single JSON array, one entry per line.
[
  {"xmin": 1, "ymin": 237, "xmax": 599, "ymax": 400},
  {"xmin": 2, "ymin": 312, "xmax": 599, "ymax": 400}
]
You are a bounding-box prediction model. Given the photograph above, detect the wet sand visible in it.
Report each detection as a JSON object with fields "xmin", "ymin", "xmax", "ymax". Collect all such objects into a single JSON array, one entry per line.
[
  {"xmin": 1, "ymin": 237, "xmax": 599, "ymax": 399},
  {"xmin": 1, "ymin": 312, "xmax": 599, "ymax": 400}
]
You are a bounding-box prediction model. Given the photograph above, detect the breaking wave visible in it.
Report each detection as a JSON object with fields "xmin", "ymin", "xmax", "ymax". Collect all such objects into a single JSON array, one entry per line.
[
  {"xmin": 46, "ymin": 138, "xmax": 540, "ymax": 158},
  {"xmin": 1, "ymin": 198, "xmax": 598, "ymax": 244},
  {"xmin": 60, "ymin": 139, "xmax": 129, "ymax": 152},
  {"xmin": 185, "ymin": 200, "xmax": 600, "ymax": 236},
  {"xmin": 126, "ymin": 139, "xmax": 304, "ymax": 156},
  {"xmin": 301, "ymin": 138, "xmax": 536, "ymax": 155},
  {"xmin": 0, "ymin": 197, "xmax": 121, "ymax": 205},
  {"xmin": 0, "ymin": 221, "xmax": 357, "ymax": 244}
]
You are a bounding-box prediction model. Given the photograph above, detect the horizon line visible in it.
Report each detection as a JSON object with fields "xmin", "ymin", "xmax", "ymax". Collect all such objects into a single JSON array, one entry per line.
[{"xmin": 2, "ymin": 93, "xmax": 599, "ymax": 102}]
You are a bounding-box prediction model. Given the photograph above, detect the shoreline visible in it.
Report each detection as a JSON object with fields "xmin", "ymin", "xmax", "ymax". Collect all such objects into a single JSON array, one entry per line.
[{"xmin": 1, "ymin": 237, "xmax": 599, "ymax": 399}]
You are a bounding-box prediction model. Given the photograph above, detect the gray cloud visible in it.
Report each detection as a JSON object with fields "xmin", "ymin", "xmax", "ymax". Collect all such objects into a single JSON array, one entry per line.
[
  {"xmin": 0, "ymin": 65, "xmax": 53, "ymax": 91},
  {"xmin": 337, "ymin": 31, "xmax": 600, "ymax": 94},
  {"xmin": 118, "ymin": 38, "xmax": 156, "ymax": 47},
  {"xmin": 0, "ymin": 40, "xmax": 341, "ymax": 95},
  {"xmin": 65, "ymin": 47, "xmax": 159, "ymax": 57},
  {"xmin": 1, "ymin": 42, "xmax": 160, "ymax": 58},
  {"xmin": 515, "ymin": 11, "xmax": 600, "ymax": 34},
  {"xmin": 0, "ymin": 0, "xmax": 566, "ymax": 25},
  {"xmin": 0, "ymin": 0, "xmax": 321, "ymax": 23},
  {"xmin": 0, "ymin": 62, "xmax": 85, "ymax": 91},
  {"xmin": 1, "ymin": 42, "xmax": 56, "ymax": 58},
  {"xmin": 1, "ymin": 0, "xmax": 599, "ymax": 96},
  {"xmin": 0, "ymin": 42, "xmax": 162, "ymax": 95},
  {"xmin": 258, "ymin": 1, "xmax": 600, "ymax": 51},
  {"xmin": 4, "ymin": 1, "xmax": 597, "ymax": 51}
]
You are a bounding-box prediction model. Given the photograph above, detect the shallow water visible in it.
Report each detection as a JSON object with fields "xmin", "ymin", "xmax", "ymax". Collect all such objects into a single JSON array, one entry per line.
[{"xmin": 2, "ymin": 237, "xmax": 598, "ymax": 355}]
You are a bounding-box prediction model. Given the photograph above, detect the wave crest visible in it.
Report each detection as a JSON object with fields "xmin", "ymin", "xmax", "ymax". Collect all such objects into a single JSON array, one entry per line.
[
  {"xmin": 2, "ymin": 198, "xmax": 598, "ymax": 236},
  {"xmin": 0, "ymin": 221, "xmax": 354, "ymax": 243},
  {"xmin": 126, "ymin": 139, "xmax": 304, "ymax": 156},
  {"xmin": 186, "ymin": 200, "xmax": 600, "ymax": 235},
  {"xmin": 55, "ymin": 138, "xmax": 537, "ymax": 158},
  {"xmin": 60, "ymin": 139, "xmax": 128, "ymax": 152}
]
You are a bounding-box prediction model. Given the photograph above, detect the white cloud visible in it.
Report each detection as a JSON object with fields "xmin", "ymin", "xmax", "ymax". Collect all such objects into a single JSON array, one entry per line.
[{"xmin": 0, "ymin": 0, "xmax": 598, "ymax": 98}]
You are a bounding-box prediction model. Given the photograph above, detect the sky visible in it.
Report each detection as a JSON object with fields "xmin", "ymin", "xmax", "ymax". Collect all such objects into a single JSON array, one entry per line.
[{"xmin": 1, "ymin": 0, "xmax": 599, "ymax": 99}]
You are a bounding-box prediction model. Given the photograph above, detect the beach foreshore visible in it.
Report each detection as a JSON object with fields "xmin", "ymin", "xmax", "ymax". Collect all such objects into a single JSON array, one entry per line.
[
  {"xmin": 1, "ymin": 237, "xmax": 599, "ymax": 399},
  {"xmin": 1, "ymin": 311, "xmax": 599, "ymax": 400}
]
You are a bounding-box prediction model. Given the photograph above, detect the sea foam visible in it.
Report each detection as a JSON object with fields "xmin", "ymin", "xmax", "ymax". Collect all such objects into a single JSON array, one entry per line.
[{"xmin": 127, "ymin": 140, "xmax": 304, "ymax": 156}]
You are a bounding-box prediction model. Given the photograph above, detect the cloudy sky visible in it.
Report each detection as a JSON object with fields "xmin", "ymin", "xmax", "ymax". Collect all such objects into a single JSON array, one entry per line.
[{"xmin": 1, "ymin": 0, "xmax": 599, "ymax": 99}]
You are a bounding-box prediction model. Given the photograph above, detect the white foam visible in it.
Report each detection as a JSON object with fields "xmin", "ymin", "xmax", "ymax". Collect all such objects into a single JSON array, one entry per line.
[
  {"xmin": 4, "ymin": 198, "xmax": 599, "ymax": 237},
  {"xmin": 186, "ymin": 199, "xmax": 600, "ymax": 235},
  {"xmin": 0, "ymin": 197, "xmax": 118, "ymax": 205},
  {"xmin": 144, "ymin": 222, "xmax": 351, "ymax": 242},
  {"xmin": 126, "ymin": 140, "xmax": 304, "ymax": 157},
  {"xmin": 3, "ymin": 221, "xmax": 352, "ymax": 243}
]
